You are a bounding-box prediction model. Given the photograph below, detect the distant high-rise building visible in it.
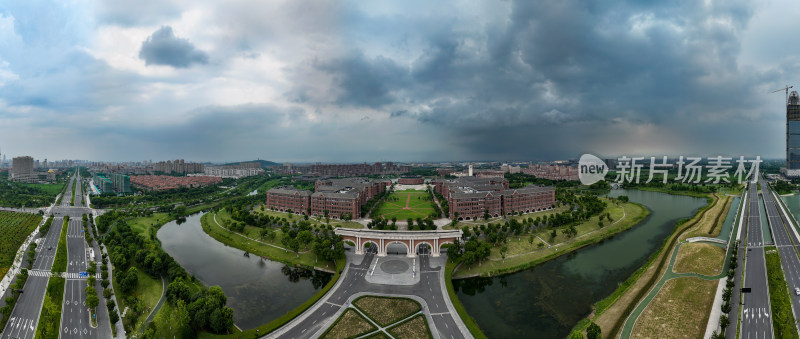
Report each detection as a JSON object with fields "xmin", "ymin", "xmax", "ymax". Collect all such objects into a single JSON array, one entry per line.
[
  {"xmin": 11, "ymin": 156, "xmax": 35, "ymax": 182},
  {"xmin": 787, "ymin": 91, "xmax": 800, "ymax": 176}
]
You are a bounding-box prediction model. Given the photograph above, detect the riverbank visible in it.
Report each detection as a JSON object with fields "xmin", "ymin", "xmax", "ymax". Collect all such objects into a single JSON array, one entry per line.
[
  {"xmin": 573, "ymin": 193, "xmax": 718, "ymax": 338},
  {"xmin": 452, "ymin": 200, "xmax": 649, "ymax": 278},
  {"xmin": 200, "ymin": 212, "xmax": 338, "ymax": 272}
]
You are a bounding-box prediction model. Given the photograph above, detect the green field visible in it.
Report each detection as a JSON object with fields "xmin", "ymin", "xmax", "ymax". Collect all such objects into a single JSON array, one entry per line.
[
  {"xmin": 373, "ymin": 190, "xmax": 436, "ymax": 220},
  {"xmin": 0, "ymin": 211, "xmax": 41, "ymax": 278}
]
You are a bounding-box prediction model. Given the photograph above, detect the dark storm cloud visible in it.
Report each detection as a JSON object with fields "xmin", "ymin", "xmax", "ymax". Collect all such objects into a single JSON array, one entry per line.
[
  {"xmin": 291, "ymin": 0, "xmax": 769, "ymax": 159},
  {"xmin": 139, "ymin": 26, "xmax": 209, "ymax": 68},
  {"xmin": 315, "ymin": 52, "xmax": 408, "ymax": 108}
]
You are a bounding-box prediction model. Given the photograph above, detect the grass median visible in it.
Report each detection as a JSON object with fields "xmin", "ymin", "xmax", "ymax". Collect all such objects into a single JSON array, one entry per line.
[
  {"xmin": 34, "ymin": 276, "xmax": 65, "ymax": 339},
  {"xmin": 51, "ymin": 218, "xmax": 68, "ymax": 273},
  {"xmin": 765, "ymin": 246, "xmax": 799, "ymax": 339}
]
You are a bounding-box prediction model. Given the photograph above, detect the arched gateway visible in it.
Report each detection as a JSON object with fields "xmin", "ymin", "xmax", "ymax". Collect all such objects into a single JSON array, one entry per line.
[{"xmin": 335, "ymin": 229, "xmax": 462, "ymax": 258}]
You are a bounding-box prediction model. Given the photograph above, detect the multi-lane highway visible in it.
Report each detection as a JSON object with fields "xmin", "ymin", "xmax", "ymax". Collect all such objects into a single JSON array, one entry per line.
[
  {"xmin": 0, "ymin": 171, "xmax": 103, "ymax": 339},
  {"xmin": 740, "ymin": 182, "xmax": 774, "ymax": 339},
  {"xmin": 61, "ymin": 215, "xmax": 94, "ymax": 339},
  {"xmin": 1, "ymin": 174, "xmax": 78, "ymax": 339},
  {"xmin": 762, "ymin": 180, "xmax": 800, "ymax": 335}
]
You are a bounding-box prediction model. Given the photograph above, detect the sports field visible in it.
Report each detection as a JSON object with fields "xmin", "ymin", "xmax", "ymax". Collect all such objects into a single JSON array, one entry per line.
[{"xmin": 373, "ymin": 189, "xmax": 437, "ymax": 220}]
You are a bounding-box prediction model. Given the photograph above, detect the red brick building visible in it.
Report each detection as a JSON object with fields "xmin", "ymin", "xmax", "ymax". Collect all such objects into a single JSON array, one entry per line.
[
  {"xmin": 267, "ymin": 178, "xmax": 387, "ymax": 219},
  {"xmin": 398, "ymin": 176, "xmax": 424, "ymax": 185},
  {"xmin": 266, "ymin": 187, "xmax": 312, "ymax": 214},
  {"xmin": 432, "ymin": 177, "xmax": 554, "ymax": 220}
]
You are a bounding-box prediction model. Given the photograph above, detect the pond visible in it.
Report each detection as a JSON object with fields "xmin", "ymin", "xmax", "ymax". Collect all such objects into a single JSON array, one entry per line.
[
  {"xmin": 157, "ymin": 213, "xmax": 332, "ymax": 329},
  {"xmin": 452, "ymin": 189, "xmax": 707, "ymax": 338}
]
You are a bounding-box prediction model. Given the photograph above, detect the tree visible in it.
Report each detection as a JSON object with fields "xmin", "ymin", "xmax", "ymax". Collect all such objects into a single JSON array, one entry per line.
[
  {"xmin": 528, "ymin": 234, "xmax": 535, "ymax": 248},
  {"xmin": 210, "ymin": 307, "xmax": 234, "ymax": 334},
  {"xmin": 587, "ymin": 322, "xmax": 601, "ymax": 339},
  {"xmin": 500, "ymin": 245, "xmax": 508, "ymax": 263},
  {"xmin": 120, "ymin": 267, "xmax": 139, "ymax": 294},
  {"xmin": 86, "ymin": 294, "xmax": 100, "ymax": 310}
]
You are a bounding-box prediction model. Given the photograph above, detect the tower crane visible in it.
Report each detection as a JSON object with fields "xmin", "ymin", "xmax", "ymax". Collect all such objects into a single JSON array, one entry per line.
[{"xmin": 773, "ymin": 85, "xmax": 794, "ymax": 103}]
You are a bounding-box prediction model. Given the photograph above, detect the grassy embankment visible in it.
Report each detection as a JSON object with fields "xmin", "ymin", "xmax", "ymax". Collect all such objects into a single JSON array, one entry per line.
[
  {"xmin": 201, "ymin": 211, "xmax": 337, "ymax": 271},
  {"xmin": 453, "ymin": 199, "xmax": 648, "ymax": 278},
  {"xmin": 629, "ymin": 195, "xmax": 732, "ymax": 337},
  {"xmin": 112, "ymin": 267, "xmax": 164, "ymax": 333},
  {"xmin": 673, "ymin": 243, "xmax": 726, "ymax": 276},
  {"xmin": 575, "ymin": 193, "xmax": 718, "ymax": 338},
  {"xmin": 631, "ymin": 277, "xmax": 718, "ymax": 338},
  {"xmin": 765, "ymin": 246, "xmax": 799, "ymax": 339},
  {"xmin": 33, "ymin": 277, "xmax": 66, "ymax": 339}
]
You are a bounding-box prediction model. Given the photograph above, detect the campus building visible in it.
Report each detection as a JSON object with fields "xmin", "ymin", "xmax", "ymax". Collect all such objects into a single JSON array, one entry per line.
[
  {"xmin": 266, "ymin": 186, "xmax": 312, "ymax": 214},
  {"xmin": 432, "ymin": 177, "xmax": 555, "ymax": 220},
  {"xmin": 266, "ymin": 178, "xmax": 388, "ymax": 219},
  {"xmin": 398, "ymin": 175, "xmax": 424, "ymax": 185}
]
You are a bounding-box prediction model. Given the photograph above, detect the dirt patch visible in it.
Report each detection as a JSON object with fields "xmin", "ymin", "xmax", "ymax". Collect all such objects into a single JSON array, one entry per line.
[
  {"xmin": 673, "ymin": 243, "xmax": 725, "ymax": 276},
  {"xmin": 322, "ymin": 309, "xmax": 376, "ymax": 339},
  {"xmin": 354, "ymin": 296, "xmax": 421, "ymax": 326},
  {"xmin": 388, "ymin": 315, "xmax": 432, "ymax": 339},
  {"xmin": 631, "ymin": 277, "xmax": 717, "ymax": 338}
]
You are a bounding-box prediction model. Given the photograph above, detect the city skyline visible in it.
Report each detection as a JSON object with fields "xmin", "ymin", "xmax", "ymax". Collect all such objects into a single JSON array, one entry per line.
[{"xmin": 1, "ymin": 0, "xmax": 799, "ymax": 162}]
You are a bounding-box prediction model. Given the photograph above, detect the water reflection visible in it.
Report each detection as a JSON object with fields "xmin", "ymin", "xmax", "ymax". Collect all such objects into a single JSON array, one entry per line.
[
  {"xmin": 158, "ymin": 213, "xmax": 332, "ymax": 329},
  {"xmin": 454, "ymin": 189, "xmax": 707, "ymax": 338}
]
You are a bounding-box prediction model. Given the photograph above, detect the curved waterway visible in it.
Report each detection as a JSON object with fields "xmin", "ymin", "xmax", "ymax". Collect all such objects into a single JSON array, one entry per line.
[
  {"xmin": 157, "ymin": 213, "xmax": 332, "ymax": 329},
  {"xmin": 452, "ymin": 189, "xmax": 707, "ymax": 338}
]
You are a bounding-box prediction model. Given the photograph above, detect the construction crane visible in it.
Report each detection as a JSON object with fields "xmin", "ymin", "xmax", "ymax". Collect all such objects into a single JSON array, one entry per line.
[{"xmin": 773, "ymin": 85, "xmax": 794, "ymax": 103}]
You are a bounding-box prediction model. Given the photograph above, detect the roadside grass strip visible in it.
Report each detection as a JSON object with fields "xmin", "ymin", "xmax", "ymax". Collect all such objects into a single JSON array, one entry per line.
[{"xmin": 764, "ymin": 246, "xmax": 799, "ymax": 339}]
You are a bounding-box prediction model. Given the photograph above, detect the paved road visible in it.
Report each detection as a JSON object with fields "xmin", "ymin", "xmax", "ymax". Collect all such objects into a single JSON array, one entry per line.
[
  {"xmin": 761, "ymin": 180, "xmax": 800, "ymax": 335},
  {"xmin": 0, "ymin": 172, "xmax": 106, "ymax": 339},
  {"xmin": 740, "ymin": 182, "xmax": 774, "ymax": 339},
  {"xmin": 275, "ymin": 253, "xmax": 466, "ymax": 339},
  {"xmin": 61, "ymin": 215, "xmax": 95, "ymax": 339},
  {"xmin": 0, "ymin": 214, "xmax": 65, "ymax": 339}
]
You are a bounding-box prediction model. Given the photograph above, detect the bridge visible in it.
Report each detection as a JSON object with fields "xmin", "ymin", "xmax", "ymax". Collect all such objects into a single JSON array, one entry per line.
[
  {"xmin": 685, "ymin": 236, "xmax": 728, "ymax": 245},
  {"xmin": 335, "ymin": 229, "xmax": 462, "ymax": 258}
]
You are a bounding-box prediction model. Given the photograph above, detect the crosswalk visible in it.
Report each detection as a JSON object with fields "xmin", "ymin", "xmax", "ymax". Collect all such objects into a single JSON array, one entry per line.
[
  {"xmin": 743, "ymin": 307, "xmax": 770, "ymax": 323},
  {"xmin": 27, "ymin": 270, "xmax": 100, "ymax": 280}
]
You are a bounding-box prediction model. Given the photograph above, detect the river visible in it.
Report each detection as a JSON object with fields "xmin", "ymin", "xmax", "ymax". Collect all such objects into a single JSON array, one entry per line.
[
  {"xmin": 452, "ymin": 189, "xmax": 707, "ymax": 338},
  {"xmin": 157, "ymin": 213, "xmax": 332, "ymax": 330}
]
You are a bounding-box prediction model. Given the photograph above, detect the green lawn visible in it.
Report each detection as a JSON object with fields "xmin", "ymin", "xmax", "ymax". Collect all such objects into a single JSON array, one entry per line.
[
  {"xmin": 201, "ymin": 213, "xmax": 337, "ymax": 271},
  {"xmin": 128, "ymin": 213, "xmax": 172, "ymax": 240},
  {"xmin": 373, "ymin": 189, "xmax": 436, "ymax": 220},
  {"xmin": 113, "ymin": 267, "xmax": 164, "ymax": 333},
  {"xmin": 454, "ymin": 201, "xmax": 648, "ymax": 277}
]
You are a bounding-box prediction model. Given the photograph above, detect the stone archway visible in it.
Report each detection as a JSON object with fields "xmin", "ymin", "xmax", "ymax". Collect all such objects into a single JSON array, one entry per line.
[
  {"xmin": 415, "ymin": 241, "xmax": 433, "ymax": 255},
  {"xmin": 385, "ymin": 241, "xmax": 409, "ymax": 255}
]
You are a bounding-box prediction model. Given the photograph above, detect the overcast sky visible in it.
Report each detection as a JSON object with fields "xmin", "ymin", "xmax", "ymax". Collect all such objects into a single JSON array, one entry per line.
[{"xmin": 0, "ymin": 0, "xmax": 798, "ymax": 163}]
